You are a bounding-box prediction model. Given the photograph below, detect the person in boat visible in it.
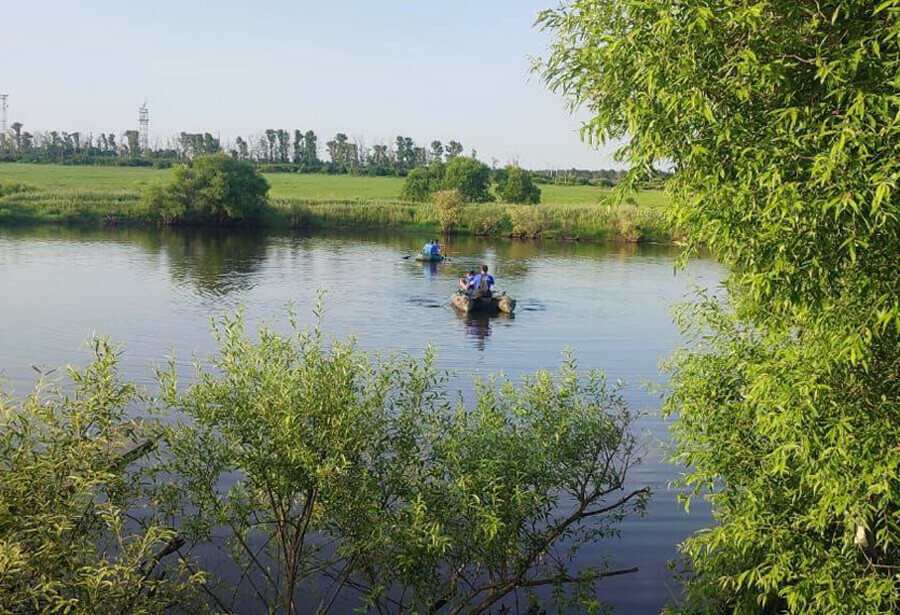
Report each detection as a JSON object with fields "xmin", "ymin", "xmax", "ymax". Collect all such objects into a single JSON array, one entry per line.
[
  {"xmin": 430, "ymin": 239, "xmax": 442, "ymax": 256},
  {"xmin": 422, "ymin": 239, "xmax": 434, "ymax": 255},
  {"xmin": 459, "ymin": 269, "xmax": 475, "ymax": 290},
  {"xmin": 468, "ymin": 264, "xmax": 494, "ymax": 298}
]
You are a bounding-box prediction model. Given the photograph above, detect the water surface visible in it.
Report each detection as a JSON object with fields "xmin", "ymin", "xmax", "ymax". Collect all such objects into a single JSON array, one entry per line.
[{"xmin": 0, "ymin": 226, "xmax": 722, "ymax": 613}]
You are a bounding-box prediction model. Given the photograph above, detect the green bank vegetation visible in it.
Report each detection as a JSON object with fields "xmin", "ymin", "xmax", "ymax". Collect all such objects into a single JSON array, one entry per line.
[
  {"xmin": 1, "ymin": 310, "xmax": 648, "ymax": 614},
  {"xmin": 0, "ymin": 161, "xmax": 672, "ymax": 242},
  {"xmin": 541, "ymin": 0, "xmax": 900, "ymax": 612}
]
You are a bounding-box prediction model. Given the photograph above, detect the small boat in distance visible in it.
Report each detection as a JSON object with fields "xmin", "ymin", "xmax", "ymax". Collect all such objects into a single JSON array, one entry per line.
[
  {"xmin": 450, "ymin": 290, "xmax": 516, "ymax": 314},
  {"xmin": 414, "ymin": 253, "xmax": 446, "ymax": 262}
]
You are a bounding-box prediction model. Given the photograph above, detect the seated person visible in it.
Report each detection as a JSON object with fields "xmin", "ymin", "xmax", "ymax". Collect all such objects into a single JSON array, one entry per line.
[
  {"xmin": 468, "ymin": 265, "xmax": 495, "ymax": 298},
  {"xmin": 429, "ymin": 239, "xmax": 442, "ymax": 256},
  {"xmin": 422, "ymin": 240, "xmax": 433, "ymax": 255},
  {"xmin": 459, "ymin": 269, "xmax": 476, "ymax": 291}
]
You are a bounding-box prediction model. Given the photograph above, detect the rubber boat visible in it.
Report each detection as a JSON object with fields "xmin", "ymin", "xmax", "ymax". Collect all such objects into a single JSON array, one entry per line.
[
  {"xmin": 450, "ymin": 290, "xmax": 516, "ymax": 314},
  {"xmin": 415, "ymin": 253, "xmax": 446, "ymax": 262}
]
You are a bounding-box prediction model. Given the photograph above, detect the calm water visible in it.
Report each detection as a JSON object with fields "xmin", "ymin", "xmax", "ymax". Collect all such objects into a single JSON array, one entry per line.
[{"xmin": 0, "ymin": 226, "xmax": 722, "ymax": 613}]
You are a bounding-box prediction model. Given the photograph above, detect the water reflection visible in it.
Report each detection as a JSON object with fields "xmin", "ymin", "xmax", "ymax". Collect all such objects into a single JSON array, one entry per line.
[
  {"xmin": 456, "ymin": 310, "xmax": 514, "ymax": 351},
  {"xmin": 420, "ymin": 261, "xmax": 439, "ymax": 277},
  {"xmin": 146, "ymin": 228, "xmax": 269, "ymax": 297}
]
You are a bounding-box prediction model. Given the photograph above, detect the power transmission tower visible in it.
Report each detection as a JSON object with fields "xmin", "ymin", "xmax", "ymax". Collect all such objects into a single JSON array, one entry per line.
[
  {"xmin": 0, "ymin": 94, "xmax": 8, "ymax": 135},
  {"xmin": 138, "ymin": 101, "xmax": 149, "ymax": 152}
]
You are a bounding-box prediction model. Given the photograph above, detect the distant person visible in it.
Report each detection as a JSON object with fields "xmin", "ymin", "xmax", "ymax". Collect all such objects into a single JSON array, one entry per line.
[
  {"xmin": 430, "ymin": 239, "xmax": 442, "ymax": 256},
  {"xmin": 459, "ymin": 269, "xmax": 475, "ymax": 291},
  {"xmin": 469, "ymin": 265, "xmax": 494, "ymax": 298},
  {"xmin": 422, "ymin": 240, "xmax": 433, "ymax": 255}
]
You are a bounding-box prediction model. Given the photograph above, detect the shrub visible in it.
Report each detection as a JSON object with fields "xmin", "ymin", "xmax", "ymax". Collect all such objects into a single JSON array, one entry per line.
[
  {"xmin": 142, "ymin": 153, "xmax": 269, "ymax": 224},
  {"xmin": 498, "ymin": 165, "xmax": 541, "ymax": 204},
  {"xmin": 0, "ymin": 339, "xmax": 200, "ymax": 613},
  {"xmin": 400, "ymin": 167, "xmax": 434, "ymax": 202},
  {"xmin": 156, "ymin": 309, "xmax": 649, "ymax": 613},
  {"xmin": 433, "ymin": 188, "xmax": 462, "ymax": 234},
  {"xmin": 441, "ymin": 156, "xmax": 492, "ymax": 203}
]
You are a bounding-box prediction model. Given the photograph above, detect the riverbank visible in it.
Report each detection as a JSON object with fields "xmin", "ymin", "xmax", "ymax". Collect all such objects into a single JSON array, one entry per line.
[{"xmin": 0, "ymin": 163, "xmax": 674, "ymax": 242}]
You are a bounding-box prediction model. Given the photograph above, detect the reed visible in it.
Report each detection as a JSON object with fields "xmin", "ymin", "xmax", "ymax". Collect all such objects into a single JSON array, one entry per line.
[{"xmin": 0, "ymin": 187, "xmax": 674, "ymax": 242}]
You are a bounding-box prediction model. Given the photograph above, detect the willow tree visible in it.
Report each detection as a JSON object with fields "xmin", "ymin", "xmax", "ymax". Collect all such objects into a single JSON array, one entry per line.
[{"xmin": 539, "ymin": 0, "xmax": 900, "ymax": 612}]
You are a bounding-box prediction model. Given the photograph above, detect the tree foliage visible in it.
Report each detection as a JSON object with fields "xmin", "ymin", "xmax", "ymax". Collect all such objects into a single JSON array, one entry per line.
[
  {"xmin": 539, "ymin": 0, "xmax": 900, "ymax": 612},
  {"xmin": 498, "ymin": 165, "xmax": 541, "ymax": 204},
  {"xmin": 143, "ymin": 153, "xmax": 269, "ymax": 224},
  {"xmin": 400, "ymin": 166, "xmax": 440, "ymax": 202},
  {"xmin": 441, "ymin": 156, "xmax": 493, "ymax": 203},
  {"xmin": 154, "ymin": 309, "xmax": 648, "ymax": 613},
  {"xmin": 0, "ymin": 340, "xmax": 200, "ymax": 613},
  {"xmin": 433, "ymin": 188, "xmax": 463, "ymax": 234}
]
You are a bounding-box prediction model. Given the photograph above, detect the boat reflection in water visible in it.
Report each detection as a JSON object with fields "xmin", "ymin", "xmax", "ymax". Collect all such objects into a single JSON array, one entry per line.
[{"xmin": 456, "ymin": 310, "xmax": 514, "ymax": 351}]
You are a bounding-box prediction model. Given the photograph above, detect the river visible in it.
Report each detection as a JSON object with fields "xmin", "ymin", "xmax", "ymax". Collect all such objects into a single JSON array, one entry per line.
[{"xmin": 0, "ymin": 226, "xmax": 722, "ymax": 613}]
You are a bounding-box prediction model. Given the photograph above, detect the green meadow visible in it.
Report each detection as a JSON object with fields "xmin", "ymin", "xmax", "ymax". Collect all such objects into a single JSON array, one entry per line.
[{"xmin": 0, "ymin": 162, "xmax": 672, "ymax": 241}]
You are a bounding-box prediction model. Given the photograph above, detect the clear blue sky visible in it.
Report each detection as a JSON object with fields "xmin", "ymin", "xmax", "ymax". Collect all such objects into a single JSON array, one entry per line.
[{"xmin": 2, "ymin": 0, "xmax": 618, "ymax": 168}]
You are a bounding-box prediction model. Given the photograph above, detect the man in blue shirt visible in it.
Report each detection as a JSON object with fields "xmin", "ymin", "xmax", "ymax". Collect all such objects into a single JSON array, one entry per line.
[
  {"xmin": 468, "ymin": 264, "xmax": 494, "ymax": 298},
  {"xmin": 422, "ymin": 240, "xmax": 433, "ymax": 255}
]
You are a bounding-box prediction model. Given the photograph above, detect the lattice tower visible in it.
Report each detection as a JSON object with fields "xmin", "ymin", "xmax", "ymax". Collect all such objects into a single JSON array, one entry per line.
[{"xmin": 138, "ymin": 101, "xmax": 149, "ymax": 151}]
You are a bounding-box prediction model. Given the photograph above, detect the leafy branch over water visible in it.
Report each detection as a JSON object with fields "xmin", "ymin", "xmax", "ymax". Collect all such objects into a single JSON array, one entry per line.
[{"xmin": 0, "ymin": 310, "xmax": 649, "ymax": 614}]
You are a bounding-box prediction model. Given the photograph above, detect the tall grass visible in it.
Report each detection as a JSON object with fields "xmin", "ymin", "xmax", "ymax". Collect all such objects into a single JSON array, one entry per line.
[{"xmin": 270, "ymin": 198, "xmax": 674, "ymax": 242}]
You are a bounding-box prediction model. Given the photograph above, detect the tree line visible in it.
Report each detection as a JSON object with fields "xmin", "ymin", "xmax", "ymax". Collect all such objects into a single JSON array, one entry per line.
[
  {"xmin": 0, "ymin": 122, "xmax": 633, "ymax": 185},
  {"xmin": 0, "ymin": 122, "xmax": 470, "ymax": 176}
]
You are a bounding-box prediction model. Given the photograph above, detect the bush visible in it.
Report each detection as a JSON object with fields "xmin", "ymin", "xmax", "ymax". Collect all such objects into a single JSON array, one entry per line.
[
  {"xmin": 400, "ymin": 167, "xmax": 434, "ymax": 202},
  {"xmin": 432, "ymin": 189, "xmax": 462, "ymax": 234},
  {"xmin": 143, "ymin": 153, "xmax": 269, "ymax": 224},
  {"xmin": 441, "ymin": 156, "xmax": 492, "ymax": 203},
  {"xmin": 0, "ymin": 339, "xmax": 200, "ymax": 613},
  {"xmin": 498, "ymin": 165, "xmax": 541, "ymax": 204},
  {"xmin": 154, "ymin": 309, "xmax": 649, "ymax": 613}
]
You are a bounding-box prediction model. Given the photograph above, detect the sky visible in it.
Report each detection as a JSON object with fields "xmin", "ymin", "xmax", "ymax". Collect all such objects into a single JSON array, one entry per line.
[{"xmin": 1, "ymin": 0, "xmax": 620, "ymax": 169}]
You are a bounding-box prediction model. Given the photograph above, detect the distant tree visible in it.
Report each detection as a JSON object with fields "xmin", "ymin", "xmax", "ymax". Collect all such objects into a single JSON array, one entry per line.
[
  {"xmin": 276, "ymin": 129, "xmax": 290, "ymax": 163},
  {"xmin": 430, "ymin": 140, "xmax": 443, "ymax": 164},
  {"xmin": 142, "ymin": 153, "xmax": 269, "ymax": 224},
  {"xmin": 124, "ymin": 130, "xmax": 140, "ymax": 157},
  {"xmin": 444, "ymin": 140, "xmax": 463, "ymax": 160},
  {"xmin": 326, "ymin": 133, "xmax": 352, "ymax": 172},
  {"xmin": 264, "ymin": 129, "xmax": 276, "ymax": 162},
  {"xmin": 498, "ymin": 166, "xmax": 541, "ymax": 204},
  {"xmin": 292, "ymin": 130, "xmax": 303, "ymax": 164},
  {"xmin": 370, "ymin": 144, "xmax": 390, "ymax": 174},
  {"xmin": 301, "ymin": 130, "xmax": 319, "ymax": 170},
  {"xmin": 413, "ymin": 146, "xmax": 427, "ymax": 168},
  {"xmin": 9, "ymin": 122, "xmax": 23, "ymax": 151},
  {"xmin": 441, "ymin": 156, "xmax": 492, "ymax": 202},
  {"xmin": 394, "ymin": 135, "xmax": 417, "ymax": 171},
  {"xmin": 234, "ymin": 136, "xmax": 249, "ymax": 161},
  {"xmin": 400, "ymin": 167, "xmax": 435, "ymax": 202}
]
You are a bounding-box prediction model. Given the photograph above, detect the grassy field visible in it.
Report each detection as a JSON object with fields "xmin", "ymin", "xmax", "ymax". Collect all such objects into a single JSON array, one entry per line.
[
  {"xmin": 0, "ymin": 162, "xmax": 664, "ymax": 205},
  {"xmin": 0, "ymin": 162, "xmax": 673, "ymax": 241}
]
